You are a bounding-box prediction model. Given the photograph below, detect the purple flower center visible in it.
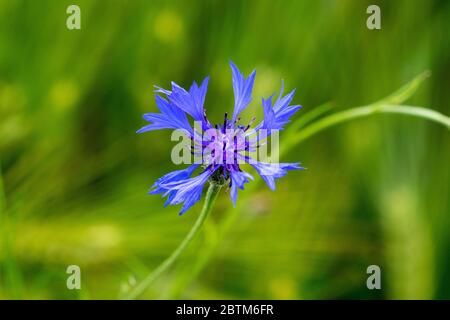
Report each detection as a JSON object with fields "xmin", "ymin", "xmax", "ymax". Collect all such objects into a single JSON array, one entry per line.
[{"xmin": 198, "ymin": 112, "xmax": 257, "ymax": 169}]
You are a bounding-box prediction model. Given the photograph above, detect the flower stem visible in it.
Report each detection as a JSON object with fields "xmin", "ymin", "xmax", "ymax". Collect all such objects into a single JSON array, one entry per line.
[
  {"xmin": 123, "ymin": 182, "xmax": 222, "ymax": 300},
  {"xmin": 283, "ymin": 104, "xmax": 450, "ymax": 154}
]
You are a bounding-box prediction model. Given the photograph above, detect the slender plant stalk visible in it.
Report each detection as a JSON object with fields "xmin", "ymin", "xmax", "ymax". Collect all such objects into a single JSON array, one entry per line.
[
  {"xmin": 285, "ymin": 104, "xmax": 450, "ymax": 152},
  {"xmin": 285, "ymin": 101, "xmax": 334, "ymax": 133},
  {"xmin": 124, "ymin": 182, "xmax": 222, "ymax": 300}
]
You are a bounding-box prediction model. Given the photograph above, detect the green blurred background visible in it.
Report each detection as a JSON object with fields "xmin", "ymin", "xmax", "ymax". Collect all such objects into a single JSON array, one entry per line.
[{"xmin": 0, "ymin": 0, "xmax": 449, "ymax": 299}]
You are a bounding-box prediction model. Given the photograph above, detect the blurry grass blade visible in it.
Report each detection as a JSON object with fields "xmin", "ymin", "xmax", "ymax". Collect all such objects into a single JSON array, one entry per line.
[
  {"xmin": 282, "ymin": 101, "xmax": 334, "ymax": 155},
  {"xmin": 374, "ymin": 70, "xmax": 431, "ymax": 105},
  {"xmin": 288, "ymin": 101, "xmax": 334, "ymax": 132},
  {"xmin": 289, "ymin": 104, "xmax": 450, "ymax": 147},
  {"xmin": 0, "ymin": 160, "xmax": 24, "ymax": 299},
  {"xmin": 381, "ymin": 105, "xmax": 450, "ymax": 129}
]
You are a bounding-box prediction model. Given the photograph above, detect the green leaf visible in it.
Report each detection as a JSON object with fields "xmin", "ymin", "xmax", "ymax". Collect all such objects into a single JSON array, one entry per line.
[{"xmin": 374, "ymin": 70, "xmax": 431, "ymax": 105}]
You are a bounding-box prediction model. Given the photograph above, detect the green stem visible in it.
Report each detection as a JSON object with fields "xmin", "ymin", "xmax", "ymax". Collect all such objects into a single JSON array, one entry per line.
[
  {"xmin": 284, "ymin": 104, "xmax": 450, "ymax": 153},
  {"xmin": 124, "ymin": 182, "xmax": 222, "ymax": 300}
]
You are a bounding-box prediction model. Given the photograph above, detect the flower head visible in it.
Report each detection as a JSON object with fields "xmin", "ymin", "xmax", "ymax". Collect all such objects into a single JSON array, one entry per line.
[{"xmin": 138, "ymin": 61, "xmax": 304, "ymax": 214}]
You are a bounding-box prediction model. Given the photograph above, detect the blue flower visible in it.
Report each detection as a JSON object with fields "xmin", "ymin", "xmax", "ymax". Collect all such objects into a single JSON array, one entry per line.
[{"xmin": 138, "ymin": 61, "xmax": 304, "ymax": 215}]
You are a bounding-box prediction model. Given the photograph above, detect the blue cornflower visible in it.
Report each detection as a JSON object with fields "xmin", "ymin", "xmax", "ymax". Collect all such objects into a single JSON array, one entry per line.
[{"xmin": 138, "ymin": 62, "xmax": 303, "ymax": 215}]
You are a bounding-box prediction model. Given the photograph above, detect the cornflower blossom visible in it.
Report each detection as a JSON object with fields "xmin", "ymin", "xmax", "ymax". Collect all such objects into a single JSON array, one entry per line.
[{"xmin": 137, "ymin": 62, "xmax": 303, "ymax": 214}]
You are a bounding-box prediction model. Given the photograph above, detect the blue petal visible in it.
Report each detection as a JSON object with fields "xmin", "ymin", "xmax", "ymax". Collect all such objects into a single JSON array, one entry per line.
[
  {"xmin": 256, "ymin": 82, "xmax": 302, "ymax": 132},
  {"xmin": 251, "ymin": 162, "xmax": 303, "ymax": 191},
  {"xmin": 150, "ymin": 164, "xmax": 199, "ymax": 195},
  {"xmin": 161, "ymin": 167, "xmax": 216, "ymax": 215},
  {"xmin": 230, "ymin": 61, "xmax": 256, "ymax": 123},
  {"xmin": 272, "ymin": 83, "xmax": 302, "ymax": 127},
  {"xmin": 165, "ymin": 77, "xmax": 209, "ymax": 122},
  {"xmin": 275, "ymin": 105, "xmax": 302, "ymax": 124},
  {"xmin": 229, "ymin": 170, "xmax": 253, "ymax": 207},
  {"xmin": 137, "ymin": 95, "xmax": 193, "ymax": 134},
  {"xmin": 273, "ymin": 81, "xmax": 294, "ymax": 111},
  {"xmin": 190, "ymin": 77, "xmax": 209, "ymax": 118},
  {"xmin": 261, "ymin": 96, "xmax": 277, "ymax": 130}
]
